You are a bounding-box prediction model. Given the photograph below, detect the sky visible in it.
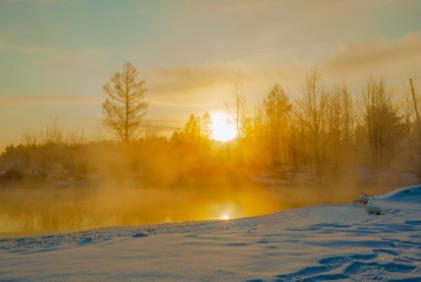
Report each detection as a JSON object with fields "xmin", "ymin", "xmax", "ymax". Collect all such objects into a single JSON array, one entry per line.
[{"xmin": 1, "ymin": 0, "xmax": 421, "ymax": 148}]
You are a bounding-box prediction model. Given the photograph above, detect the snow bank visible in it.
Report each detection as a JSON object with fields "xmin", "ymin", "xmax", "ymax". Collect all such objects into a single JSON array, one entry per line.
[
  {"xmin": 0, "ymin": 185, "xmax": 420, "ymax": 281},
  {"xmin": 366, "ymin": 185, "xmax": 421, "ymax": 215},
  {"xmin": 379, "ymin": 184, "xmax": 421, "ymax": 203}
]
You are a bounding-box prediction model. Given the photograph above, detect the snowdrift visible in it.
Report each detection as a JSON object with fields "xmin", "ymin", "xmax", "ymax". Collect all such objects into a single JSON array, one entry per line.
[{"xmin": 0, "ymin": 185, "xmax": 420, "ymax": 281}]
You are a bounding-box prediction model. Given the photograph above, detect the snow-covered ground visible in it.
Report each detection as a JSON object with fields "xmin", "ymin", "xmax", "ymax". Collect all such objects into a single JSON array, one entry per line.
[{"xmin": 0, "ymin": 186, "xmax": 420, "ymax": 281}]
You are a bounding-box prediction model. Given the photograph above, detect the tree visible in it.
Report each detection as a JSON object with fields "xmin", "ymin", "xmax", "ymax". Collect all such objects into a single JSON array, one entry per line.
[
  {"xmin": 263, "ymin": 84, "xmax": 292, "ymax": 165},
  {"xmin": 201, "ymin": 112, "xmax": 212, "ymax": 139},
  {"xmin": 363, "ymin": 78, "xmax": 403, "ymax": 167},
  {"xmin": 325, "ymin": 84, "xmax": 354, "ymax": 172},
  {"xmin": 171, "ymin": 114, "xmax": 202, "ymax": 145},
  {"xmin": 233, "ymin": 83, "xmax": 246, "ymax": 138},
  {"xmin": 171, "ymin": 113, "xmax": 214, "ymax": 157},
  {"xmin": 296, "ymin": 70, "xmax": 329, "ymax": 175},
  {"xmin": 102, "ymin": 63, "xmax": 148, "ymax": 142},
  {"xmin": 183, "ymin": 114, "xmax": 202, "ymax": 141}
]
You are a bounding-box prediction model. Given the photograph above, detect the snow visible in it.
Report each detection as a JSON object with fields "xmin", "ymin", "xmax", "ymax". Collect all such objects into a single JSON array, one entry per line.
[{"xmin": 0, "ymin": 185, "xmax": 420, "ymax": 281}]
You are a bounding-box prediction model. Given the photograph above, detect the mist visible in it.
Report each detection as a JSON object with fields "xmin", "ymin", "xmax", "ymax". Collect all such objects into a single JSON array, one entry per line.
[{"xmin": 1, "ymin": 69, "xmax": 420, "ymax": 236}]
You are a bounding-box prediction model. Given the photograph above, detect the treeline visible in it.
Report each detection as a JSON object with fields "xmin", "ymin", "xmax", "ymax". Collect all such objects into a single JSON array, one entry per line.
[
  {"xmin": 234, "ymin": 70, "xmax": 417, "ymax": 177},
  {"xmin": 1, "ymin": 69, "xmax": 420, "ymax": 187},
  {"xmin": 247, "ymin": 71, "xmax": 420, "ymax": 179},
  {"xmin": 165, "ymin": 70, "xmax": 421, "ymax": 181}
]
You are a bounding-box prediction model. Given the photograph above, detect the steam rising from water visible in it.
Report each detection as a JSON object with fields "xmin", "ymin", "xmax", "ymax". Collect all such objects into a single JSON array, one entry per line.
[{"xmin": 0, "ymin": 178, "xmax": 404, "ymax": 236}]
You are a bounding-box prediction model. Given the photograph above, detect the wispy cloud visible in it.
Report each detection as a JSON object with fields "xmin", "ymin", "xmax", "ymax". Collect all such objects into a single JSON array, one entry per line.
[
  {"xmin": 145, "ymin": 63, "xmax": 301, "ymax": 101},
  {"xmin": 141, "ymin": 118, "xmax": 181, "ymax": 132},
  {"xmin": 0, "ymin": 95, "xmax": 102, "ymax": 107},
  {"xmin": 327, "ymin": 32, "xmax": 421, "ymax": 72},
  {"xmin": 7, "ymin": 44, "xmax": 106, "ymax": 69},
  {"xmin": 146, "ymin": 65, "xmax": 250, "ymax": 95}
]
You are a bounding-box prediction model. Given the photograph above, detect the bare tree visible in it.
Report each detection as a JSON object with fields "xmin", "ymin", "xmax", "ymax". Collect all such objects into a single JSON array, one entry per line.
[
  {"xmin": 233, "ymin": 83, "xmax": 246, "ymax": 138},
  {"xmin": 296, "ymin": 69, "xmax": 329, "ymax": 175},
  {"xmin": 44, "ymin": 118, "xmax": 64, "ymax": 144},
  {"xmin": 325, "ymin": 84, "xmax": 354, "ymax": 173},
  {"xmin": 263, "ymin": 84, "xmax": 292, "ymax": 166},
  {"xmin": 102, "ymin": 63, "xmax": 148, "ymax": 142},
  {"xmin": 341, "ymin": 85, "xmax": 353, "ymax": 144},
  {"xmin": 363, "ymin": 78, "xmax": 403, "ymax": 167},
  {"xmin": 409, "ymin": 78, "xmax": 421, "ymax": 140}
]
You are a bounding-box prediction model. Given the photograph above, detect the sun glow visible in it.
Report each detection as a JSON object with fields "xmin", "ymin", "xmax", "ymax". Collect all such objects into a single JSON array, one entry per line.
[
  {"xmin": 210, "ymin": 112, "xmax": 237, "ymax": 142},
  {"xmin": 220, "ymin": 214, "xmax": 230, "ymax": 220}
]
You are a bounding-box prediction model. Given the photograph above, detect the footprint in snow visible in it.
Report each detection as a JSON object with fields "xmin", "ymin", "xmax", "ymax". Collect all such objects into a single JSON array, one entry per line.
[{"xmin": 263, "ymin": 250, "xmax": 417, "ymax": 282}]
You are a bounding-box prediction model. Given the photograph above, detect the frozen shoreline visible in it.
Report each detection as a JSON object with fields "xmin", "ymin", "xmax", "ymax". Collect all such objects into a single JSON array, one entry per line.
[{"xmin": 0, "ymin": 185, "xmax": 420, "ymax": 281}]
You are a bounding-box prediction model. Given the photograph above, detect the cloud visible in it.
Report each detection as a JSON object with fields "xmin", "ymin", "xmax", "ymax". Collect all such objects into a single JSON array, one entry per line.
[
  {"xmin": 326, "ymin": 32, "xmax": 421, "ymax": 72},
  {"xmin": 0, "ymin": 95, "xmax": 102, "ymax": 107},
  {"xmin": 0, "ymin": 34, "xmax": 106, "ymax": 71},
  {"xmin": 11, "ymin": 45, "xmax": 106, "ymax": 70},
  {"xmin": 145, "ymin": 65, "xmax": 250, "ymax": 96},
  {"xmin": 141, "ymin": 118, "xmax": 181, "ymax": 132},
  {"xmin": 144, "ymin": 63, "xmax": 301, "ymax": 102}
]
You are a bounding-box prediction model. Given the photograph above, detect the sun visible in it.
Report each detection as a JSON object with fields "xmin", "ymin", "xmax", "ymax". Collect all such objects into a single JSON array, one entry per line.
[
  {"xmin": 220, "ymin": 214, "xmax": 230, "ymax": 220},
  {"xmin": 210, "ymin": 112, "xmax": 237, "ymax": 142}
]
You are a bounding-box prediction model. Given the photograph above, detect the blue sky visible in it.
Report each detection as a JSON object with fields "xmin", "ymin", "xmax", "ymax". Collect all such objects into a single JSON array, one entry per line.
[{"xmin": 1, "ymin": 0, "xmax": 421, "ymax": 147}]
